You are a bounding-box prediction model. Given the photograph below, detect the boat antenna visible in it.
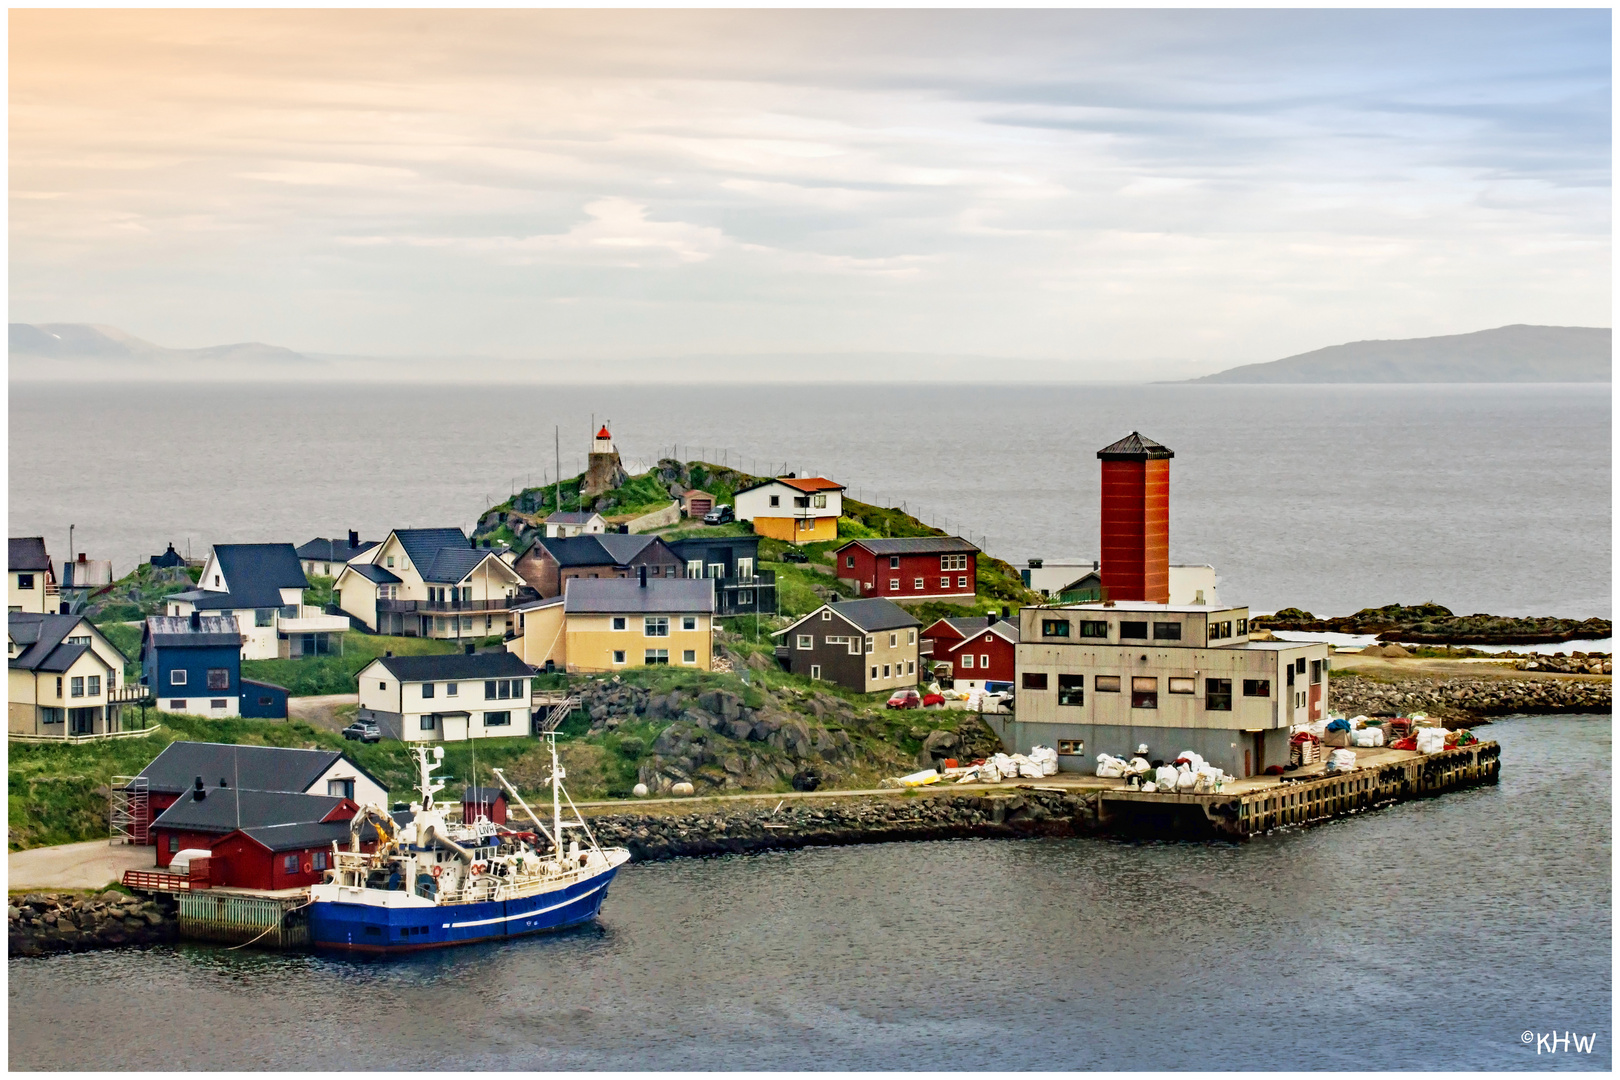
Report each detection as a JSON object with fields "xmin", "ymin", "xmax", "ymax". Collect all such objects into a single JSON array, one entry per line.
[{"xmin": 234, "ymin": 745, "xmax": 240, "ymax": 830}]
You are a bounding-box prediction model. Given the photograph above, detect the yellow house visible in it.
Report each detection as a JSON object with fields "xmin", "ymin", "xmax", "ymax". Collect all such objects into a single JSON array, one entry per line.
[
  {"xmin": 732, "ymin": 477, "xmax": 845, "ymax": 543},
  {"xmin": 9, "ymin": 612, "xmax": 133, "ymax": 737},
  {"xmin": 509, "ymin": 572, "xmax": 714, "ymax": 674},
  {"xmin": 9, "ymin": 537, "xmax": 57, "ymax": 614}
]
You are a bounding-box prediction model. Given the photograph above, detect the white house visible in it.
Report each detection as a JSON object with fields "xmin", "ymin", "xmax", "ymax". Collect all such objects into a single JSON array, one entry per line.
[
  {"xmin": 355, "ymin": 650, "xmax": 536, "ymax": 742},
  {"xmin": 1021, "ymin": 560, "xmax": 1220, "ymax": 608},
  {"xmin": 8, "ymin": 537, "xmax": 57, "ymax": 615},
  {"xmin": 166, "ymin": 543, "xmax": 350, "ymax": 661},
  {"xmin": 544, "ymin": 511, "xmax": 607, "ymax": 539},
  {"xmin": 732, "ymin": 477, "xmax": 845, "ymax": 544}
]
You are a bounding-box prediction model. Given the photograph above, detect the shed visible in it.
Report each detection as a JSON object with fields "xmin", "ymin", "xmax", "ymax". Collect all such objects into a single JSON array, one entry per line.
[
  {"xmin": 681, "ymin": 489, "xmax": 716, "ymax": 518},
  {"xmin": 462, "ymin": 786, "xmax": 508, "ymax": 826}
]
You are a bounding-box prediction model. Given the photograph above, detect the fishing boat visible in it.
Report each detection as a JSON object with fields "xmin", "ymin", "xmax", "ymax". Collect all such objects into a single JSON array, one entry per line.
[{"xmin": 307, "ymin": 735, "xmax": 629, "ymax": 953}]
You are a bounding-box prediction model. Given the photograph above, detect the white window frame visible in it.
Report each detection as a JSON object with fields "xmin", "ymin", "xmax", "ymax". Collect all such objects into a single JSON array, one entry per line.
[
  {"xmin": 980, "ymin": 654, "xmax": 989, "ymax": 668},
  {"xmin": 889, "ymin": 633, "xmax": 898, "ymax": 647},
  {"xmin": 797, "ymin": 634, "xmax": 814, "ymax": 650},
  {"xmin": 821, "ymin": 609, "xmax": 832, "ymax": 620},
  {"xmin": 644, "ymin": 616, "xmax": 670, "ymax": 637},
  {"xmin": 682, "ymin": 649, "xmax": 696, "ymax": 664},
  {"xmin": 889, "ymin": 578, "xmax": 900, "ymax": 590},
  {"xmin": 170, "ymin": 670, "xmax": 187, "ymax": 686},
  {"xmin": 907, "ymin": 629, "xmax": 916, "ymax": 644},
  {"xmin": 914, "ymin": 577, "xmax": 924, "ymax": 590},
  {"xmin": 682, "ymin": 616, "xmax": 697, "ymax": 631},
  {"xmin": 612, "ymin": 616, "xmax": 627, "ymax": 631},
  {"xmin": 612, "ymin": 650, "xmax": 626, "ymax": 665},
  {"xmin": 961, "ymin": 654, "xmax": 975, "ymax": 669},
  {"xmin": 810, "ymin": 664, "xmax": 821, "ymax": 680}
]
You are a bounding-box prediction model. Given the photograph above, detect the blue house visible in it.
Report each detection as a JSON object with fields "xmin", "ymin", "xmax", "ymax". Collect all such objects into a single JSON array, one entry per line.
[{"xmin": 140, "ymin": 613, "xmax": 287, "ymax": 719}]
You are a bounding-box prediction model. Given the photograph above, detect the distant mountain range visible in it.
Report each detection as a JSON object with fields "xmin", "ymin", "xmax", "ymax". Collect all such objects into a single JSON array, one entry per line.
[
  {"xmin": 9, "ymin": 322, "xmax": 316, "ymax": 368},
  {"xmin": 1189, "ymin": 324, "xmax": 1611, "ymax": 383}
]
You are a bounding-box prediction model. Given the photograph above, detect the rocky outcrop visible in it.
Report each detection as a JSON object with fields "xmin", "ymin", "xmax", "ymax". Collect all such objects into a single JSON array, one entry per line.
[
  {"xmin": 8, "ymin": 891, "xmax": 177, "ymax": 956},
  {"xmin": 1330, "ymin": 673, "xmax": 1610, "ymax": 723},
  {"xmin": 1515, "ymin": 653, "xmax": 1611, "ymax": 675},
  {"xmin": 1258, "ymin": 604, "xmax": 1611, "ymax": 645},
  {"xmin": 588, "ymin": 788, "xmax": 1099, "ymax": 862}
]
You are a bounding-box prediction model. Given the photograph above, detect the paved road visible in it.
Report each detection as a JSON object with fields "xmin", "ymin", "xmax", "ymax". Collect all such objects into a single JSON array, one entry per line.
[
  {"xmin": 288, "ymin": 694, "xmax": 359, "ymax": 733},
  {"xmin": 9, "ymin": 840, "xmax": 156, "ymax": 892}
]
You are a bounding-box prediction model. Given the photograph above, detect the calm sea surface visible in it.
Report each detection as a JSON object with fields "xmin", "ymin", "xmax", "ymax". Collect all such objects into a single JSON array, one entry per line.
[
  {"xmin": 6, "ymin": 381, "xmax": 1612, "ymax": 618},
  {"xmin": 8, "ymin": 714, "xmax": 1611, "ymax": 1071}
]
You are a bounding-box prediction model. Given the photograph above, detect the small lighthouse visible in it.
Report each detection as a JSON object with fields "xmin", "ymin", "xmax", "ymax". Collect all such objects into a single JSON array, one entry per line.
[
  {"xmin": 583, "ymin": 422, "xmax": 628, "ymax": 497},
  {"xmin": 1096, "ymin": 431, "xmax": 1173, "ymax": 604}
]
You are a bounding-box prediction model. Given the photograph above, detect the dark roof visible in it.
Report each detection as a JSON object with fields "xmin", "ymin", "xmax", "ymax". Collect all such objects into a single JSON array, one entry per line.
[
  {"xmin": 346, "ymin": 562, "xmax": 402, "ymax": 584},
  {"xmin": 959, "ymin": 618, "xmax": 1020, "ymax": 645},
  {"xmin": 9, "ymin": 537, "xmax": 52, "ymax": 572},
  {"xmin": 830, "ymin": 597, "xmax": 921, "ymax": 632},
  {"xmin": 152, "ymin": 787, "xmax": 348, "ymax": 834},
  {"xmin": 926, "ymin": 616, "xmax": 991, "ymax": 638},
  {"xmin": 200, "ymin": 544, "xmax": 308, "ymax": 607},
  {"xmin": 144, "ymin": 615, "xmax": 243, "ymax": 649},
  {"xmin": 149, "ymin": 544, "xmax": 188, "ymax": 568},
  {"xmin": 295, "ymin": 537, "xmax": 380, "ymax": 563},
  {"xmin": 370, "ymin": 651, "xmax": 534, "ymax": 683},
  {"xmin": 134, "ymin": 741, "xmax": 347, "ymax": 796},
  {"xmin": 234, "ymin": 819, "xmax": 380, "ymax": 852},
  {"xmin": 8, "ymin": 612, "xmax": 122, "ymax": 672},
  {"xmin": 538, "ymin": 534, "xmax": 660, "ymax": 568},
  {"xmin": 667, "ymin": 535, "xmax": 759, "ymax": 559},
  {"xmin": 1097, "ymin": 431, "xmax": 1174, "ymax": 460},
  {"xmin": 544, "ymin": 511, "xmax": 601, "ymax": 525},
  {"xmin": 464, "ymin": 786, "xmax": 504, "ymax": 803},
  {"xmin": 166, "ymin": 589, "xmax": 246, "ymax": 611},
  {"xmin": 421, "ymin": 546, "xmax": 496, "ymax": 584},
  {"xmin": 564, "ymin": 577, "xmax": 715, "ymax": 614},
  {"xmin": 393, "ymin": 528, "xmax": 471, "ymax": 573},
  {"xmin": 839, "ymin": 536, "xmax": 980, "ymax": 556}
]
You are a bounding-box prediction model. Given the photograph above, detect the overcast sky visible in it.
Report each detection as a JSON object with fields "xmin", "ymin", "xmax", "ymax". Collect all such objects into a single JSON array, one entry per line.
[{"xmin": 9, "ymin": 9, "xmax": 1611, "ymax": 374}]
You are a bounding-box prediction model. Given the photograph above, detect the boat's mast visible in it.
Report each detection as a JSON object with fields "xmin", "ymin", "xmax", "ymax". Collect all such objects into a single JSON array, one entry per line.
[{"xmin": 551, "ymin": 734, "xmax": 563, "ymax": 856}]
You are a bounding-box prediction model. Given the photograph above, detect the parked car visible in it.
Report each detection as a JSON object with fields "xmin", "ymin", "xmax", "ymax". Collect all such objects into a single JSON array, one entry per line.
[
  {"xmin": 780, "ymin": 547, "xmax": 810, "ymax": 563},
  {"xmin": 342, "ymin": 720, "xmax": 381, "ymax": 743},
  {"xmin": 703, "ymin": 504, "xmax": 735, "ymax": 525},
  {"xmin": 886, "ymin": 688, "xmax": 922, "ymax": 709}
]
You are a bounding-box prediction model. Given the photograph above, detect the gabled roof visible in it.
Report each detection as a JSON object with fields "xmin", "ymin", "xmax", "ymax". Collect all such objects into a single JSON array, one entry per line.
[
  {"xmin": 232, "ymin": 819, "xmax": 378, "ymax": 853},
  {"xmin": 949, "ymin": 619, "xmax": 1020, "ymax": 648},
  {"xmin": 61, "ymin": 559, "xmax": 113, "ymax": 588},
  {"xmin": 1097, "ymin": 431, "xmax": 1174, "ymax": 461},
  {"xmin": 838, "ymin": 536, "xmax": 979, "ymax": 557},
  {"xmin": 203, "ymin": 544, "xmax": 309, "ymax": 606},
  {"xmin": 536, "ymin": 533, "xmax": 662, "ymax": 568},
  {"xmin": 921, "ymin": 615, "xmax": 990, "ymax": 640},
  {"xmin": 563, "ymin": 576, "xmax": 715, "ymax": 614},
  {"xmin": 8, "ymin": 537, "xmax": 52, "ymax": 572},
  {"xmin": 152, "ymin": 787, "xmax": 349, "ymax": 834},
  {"xmin": 367, "ymin": 651, "xmax": 534, "ymax": 683},
  {"xmin": 295, "ymin": 537, "xmax": 380, "ymax": 563},
  {"xmin": 544, "ymin": 511, "xmax": 602, "ymax": 526},
  {"xmin": 8, "ymin": 612, "xmax": 121, "ymax": 672},
  {"xmin": 419, "ymin": 546, "xmax": 516, "ymax": 585},
  {"xmin": 133, "ymin": 741, "xmax": 350, "ymax": 796},
  {"xmin": 775, "ymin": 597, "xmax": 919, "ymax": 637},
  {"xmin": 345, "ymin": 563, "xmax": 401, "ymax": 585},
  {"xmin": 144, "ymin": 615, "xmax": 243, "ymax": 649},
  {"xmin": 392, "ymin": 528, "xmax": 471, "ymax": 572},
  {"xmin": 464, "ymin": 786, "xmax": 504, "ymax": 803},
  {"xmin": 736, "ymin": 476, "xmax": 846, "ymax": 497}
]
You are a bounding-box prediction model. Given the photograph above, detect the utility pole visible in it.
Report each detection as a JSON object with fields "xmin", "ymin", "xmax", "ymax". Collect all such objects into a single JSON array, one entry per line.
[{"xmin": 554, "ymin": 427, "xmax": 561, "ymax": 515}]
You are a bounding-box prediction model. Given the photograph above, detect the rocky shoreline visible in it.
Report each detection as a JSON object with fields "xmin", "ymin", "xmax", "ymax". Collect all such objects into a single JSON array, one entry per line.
[
  {"xmin": 1329, "ymin": 672, "xmax": 1610, "ymax": 723},
  {"xmin": 1257, "ymin": 603, "xmax": 1610, "ymax": 645},
  {"xmin": 8, "ymin": 891, "xmax": 177, "ymax": 957}
]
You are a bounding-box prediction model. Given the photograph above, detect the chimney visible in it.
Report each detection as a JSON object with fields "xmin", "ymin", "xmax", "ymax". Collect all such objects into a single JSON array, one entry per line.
[
  {"xmin": 384, "ymin": 650, "xmax": 393, "ymax": 658},
  {"xmin": 464, "ymin": 643, "xmax": 475, "ymax": 655},
  {"xmin": 348, "ymin": 529, "xmax": 359, "ymax": 549},
  {"xmin": 77, "ymin": 552, "xmax": 87, "ymax": 563},
  {"xmin": 1097, "ymin": 432, "xmax": 1173, "ymax": 604},
  {"xmin": 189, "ymin": 611, "xmax": 201, "ymax": 630},
  {"xmin": 192, "ymin": 776, "xmax": 207, "ymax": 802},
  {"xmin": 638, "ymin": 565, "xmax": 648, "ymax": 588},
  {"xmin": 987, "ymin": 613, "xmax": 997, "ymax": 627},
  {"xmin": 1002, "ymin": 606, "xmax": 1010, "ymax": 618},
  {"xmin": 470, "ymin": 535, "xmax": 477, "ymax": 548}
]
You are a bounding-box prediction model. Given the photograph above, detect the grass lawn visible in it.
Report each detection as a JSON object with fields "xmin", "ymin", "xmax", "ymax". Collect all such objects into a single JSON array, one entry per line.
[{"xmin": 240, "ymin": 631, "xmax": 463, "ymax": 696}]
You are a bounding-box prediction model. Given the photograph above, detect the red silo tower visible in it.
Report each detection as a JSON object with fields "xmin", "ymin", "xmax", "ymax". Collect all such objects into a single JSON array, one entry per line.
[{"xmin": 1097, "ymin": 432, "xmax": 1174, "ymax": 604}]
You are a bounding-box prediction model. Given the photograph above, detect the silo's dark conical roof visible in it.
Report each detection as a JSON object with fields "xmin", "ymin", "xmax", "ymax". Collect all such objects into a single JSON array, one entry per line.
[{"xmin": 1097, "ymin": 432, "xmax": 1174, "ymax": 460}]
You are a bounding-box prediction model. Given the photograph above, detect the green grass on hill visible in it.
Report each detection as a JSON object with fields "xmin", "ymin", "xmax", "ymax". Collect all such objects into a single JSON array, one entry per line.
[{"xmin": 241, "ymin": 632, "xmax": 461, "ymax": 696}]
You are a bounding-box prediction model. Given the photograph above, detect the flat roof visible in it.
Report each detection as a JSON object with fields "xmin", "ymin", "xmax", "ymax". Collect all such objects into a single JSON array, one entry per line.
[{"xmin": 1034, "ymin": 602, "xmax": 1247, "ymax": 614}]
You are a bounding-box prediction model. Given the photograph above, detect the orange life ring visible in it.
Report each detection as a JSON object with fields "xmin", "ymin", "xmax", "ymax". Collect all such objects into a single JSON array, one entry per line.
[
  {"xmin": 303, "ymin": 861, "xmax": 312, "ymax": 874},
  {"xmin": 470, "ymin": 861, "xmax": 487, "ymax": 876},
  {"xmin": 430, "ymin": 864, "xmax": 442, "ymax": 879}
]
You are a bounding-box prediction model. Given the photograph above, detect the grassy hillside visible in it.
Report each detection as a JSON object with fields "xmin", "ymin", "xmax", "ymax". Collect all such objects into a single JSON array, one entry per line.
[
  {"xmin": 86, "ymin": 562, "xmax": 201, "ymax": 624},
  {"xmin": 240, "ymin": 632, "xmax": 465, "ymax": 696}
]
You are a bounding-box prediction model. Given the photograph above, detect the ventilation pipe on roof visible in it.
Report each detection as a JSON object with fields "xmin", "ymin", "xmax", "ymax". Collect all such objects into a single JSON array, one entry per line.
[
  {"xmin": 639, "ymin": 565, "xmax": 648, "ymax": 588},
  {"xmin": 1002, "ymin": 606, "xmax": 1010, "ymax": 618},
  {"xmin": 384, "ymin": 650, "xmax": 393, "ymax": 658},
  {"xmin": 192, "ymin": 777, "xmax": 207, "ymax": 801},
  {"xmin": 987, "ymin": 614, "xmax": 997, "ymax": 627},
  {"xmin": 219, "ymin": 777, "xmax": 229, "ymax": 787},
  {"xmin": 348, "ymin": 529, "xmax": 359, "ymax": 548}
]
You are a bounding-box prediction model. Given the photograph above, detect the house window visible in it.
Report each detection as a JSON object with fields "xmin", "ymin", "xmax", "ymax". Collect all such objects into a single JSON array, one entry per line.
[
  {"xmin": 1058, "ymin": 739, "xmax": 1084, "ymax": 755},
  {"xmin": 870, "ymin": 666, "xmax": 878, "ymax": 679},
  {"xmin": 1021, "ymin": 672, "xmax": 1048, "ymax": 691},
  {"xmin": 812, "ymin": 494, "xmax": 827, "ymax": 508},
  {"xmin": 87, "ymin": 675, "xmax": 101, "ymax": 696},
  {"xmin": 55, "ymin": 677, "xmax": 62, "ymax": 697},
  {"xmin": 940, "ymin": 577, "xmax": 950, "ymax": 589},
  {"xmin": 460, "ymin": 617, "xmax": 473, "ymax": 631},
  {"xmin": 797, "ymin": 635, "xmax": 813, "ymax": 650},
  {"xmin": 1168, "ymin": 677, "xmax": 1195, "ymax": 694},
  {"xmin": 70, "ymin": 677, "xmax": 84, "ymax": 697},
  {"xmin": 914, "ymin": 577, "xmax": 925, "ymax": 590},
  {"xmin": 378, "ymin": 681, "xmax": 387, "ymax": 691},
  {"xmin": 386, "ymin": 556, "xmax": 395, "ymax": 567},
  {"xmin": 485, "ymin": 711, "xmax": 512, "ymax": 726},
  {"xmin": 957, "ymin": 576, "xmax": 967, "ymax": 588},
  {"xmin": 446, "ymin": 682, "xmax": 458, "ymax": 697},
  {"xmin": 908, "ymin": 629, "xmax": 916, "ymax": 644},
  {"xmin": 1237, "ymin": 618, "xmax": 1248, "ymax": 635},
  {"xmin": 1120, "ymin": 621, "xmax": 1148, "ymax": 639},
  {"xmin": 1040, "ymin": 619, "xmax": 1070, "ymax": 638},
  {"xmin": 1310, "ymin": 660, "xmax": 1323, "ymax": 685},
  {"xmin": 1079, "ymin": 621, "xmax": 1108, "ymax": 638},
  {"xmin": 961, "ymin": 654, "xmax": 975, "ymax": 669},
  {"xmin": 940, "ymin": 555, "xmax": 967, "ymax": 571},
  {"xmin": 422, "ymin": 682, "xmax": 435, "ymax": 699},
  {"xmin": 612, "ymin": 617, "xmax": 627, "ymax": 631},
  {"xmin": 169, "ymin": 835, "xmax": 179, "ymax": 854},
  {"xmin": 645, "ymin": 649, "xmax": 669, "ymax": 665},
  {"xmin": 256, "ymin": 608, "xmax": 275, "ymax": 627},
  {"xmin": 1206, "ymin": 678, "xmax": 1233, "ymax": 711},
  {"xmin": 821, "ymin": 610, "xmax": 832, "ymax": 620},
  {"xmin": 889, "ymin": 633, "xmax": 898, "ymax": 648},
  {"xmin": 1243, "ymin": 679, "xmax": 1271, "ymax": 697},
  {"xmin": 211, "ymin": 699, "xmax": 227, "ymax": 709},
  {"xmin": 645, "ymin": 616, "xmax": 670, "ymax": 637},
  {"xmin": 682, "ymin": 649, "xmax": 696, "ymax": 664},
  {"xmin": 328, "ymin": 778, "xmax": 355, "ymax": 798},
  {"xmin": 846, "ymin": 556, "xmax": 855, "ymax": 568},
  {"xmin": 979, "ymin": 654, "xmax": 989, "ymax": 669},
  {"xmin": 284, "ymin": 855, "xmax": 299, "ymax": 874},
  {"xmin": 313, "ymin": 851, "xmax": 328, "ymax": 871},
  {"xmin": 810, "ymin": 664, "xmax": 821, "ymax": 680},
  {"xmin": 1286, "ymin": 665, "xmax": 1295, "ymax": 686},
  {"xmin": 907, "ymin": 661, "xmax": 915, "ymax": 675},
  {"xmin": 769, "ymin": 495, "xmax": 780, "ymax": 507},
  {"xmin": 889, "ymin": 579, "xmax": 900, "ymax": 591},
  {"xmin": 890, "ymin": 556, "xmax": 901, "ymax": 569},
  {"xmin": 1057, "ymin": 674, "xmax": 1084, "ymax": 706},
  {"xmin": 1296, "ymin": 658, "xmax": 1307, "ymax": 674},
  {"xmin": 883, "ymin": 664, "xmax": 891, "ymax": 678},
  {"xmin": 1131, "ymin": 676, "xmax": 1158, "ymax": 709},
  {"xmin": 682, "ymin": 616, "xmax": 697, "ymax": 631},
  {"xmin": 170, "ymin": 700, "xmax": 185, "ymax": 709},
  {"xmin": 1154, "ymin": 623, "xmax": 1182, "ymax": 641},
  {"xmin": 685, "ymin": 560, "xmax": 703, "ymax": 579},
  {"xmin": 420, "ymin": 715, "xmax": 436, "ymax": 730},
  {"xmin": 16, "ymin": 574, "xmax": 32, "ymax": 590},
  {"xmin": 612, "ymin": 650, "xmax": 626, "ymax": 665},
  {"xmin": 865, "ymin": 637, "xmax": 873, "ymax": 653}
]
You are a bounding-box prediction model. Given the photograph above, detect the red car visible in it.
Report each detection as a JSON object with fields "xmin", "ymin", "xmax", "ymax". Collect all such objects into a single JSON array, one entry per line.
[{"xmin": 886, "ymin": 689, "xmax": 922, "ymax": 709}]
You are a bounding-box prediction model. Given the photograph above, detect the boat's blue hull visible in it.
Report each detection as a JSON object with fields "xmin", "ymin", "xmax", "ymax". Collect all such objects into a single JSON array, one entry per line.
[{"xmin": 307, "ymin": 868, "xmax": 619, "ymax": 954}]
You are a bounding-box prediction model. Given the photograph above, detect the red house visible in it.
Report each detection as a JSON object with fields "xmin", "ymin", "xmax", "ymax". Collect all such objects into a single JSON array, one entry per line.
[
  {"xmin": 835, "ymin": 537, "xmax": 979, "ymax": 602},
  {"xmin": 150, "ymin": 783, "xmax": 357, "ymax": 870},
  {"xmin": 206, "ymin": 820, "xmax": 379, "ymax": 892},
  {"xmin": 920, "ymin": 614, "xmax": 1020, "ymax": 689},
  {"xmin": 462, "ymin": 786, "xmax": 508, "ymax": 826}
]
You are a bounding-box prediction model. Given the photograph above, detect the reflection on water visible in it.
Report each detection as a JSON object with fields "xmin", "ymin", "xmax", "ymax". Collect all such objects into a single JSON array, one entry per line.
[{"xmin": 11, "ymin": 716, "xmax": 1610, "ymax": 1071}]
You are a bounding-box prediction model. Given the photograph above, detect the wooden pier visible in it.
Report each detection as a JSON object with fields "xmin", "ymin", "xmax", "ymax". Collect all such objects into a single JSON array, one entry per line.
[{"xmin": 175, "ymin": 889, "xmax": 309, "ymax": 949}]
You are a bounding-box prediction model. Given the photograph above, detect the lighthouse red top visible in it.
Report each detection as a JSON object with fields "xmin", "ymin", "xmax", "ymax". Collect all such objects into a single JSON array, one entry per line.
[{"xmin": 596, "ymin": 426, "xmax": 611, "ymax": 439}]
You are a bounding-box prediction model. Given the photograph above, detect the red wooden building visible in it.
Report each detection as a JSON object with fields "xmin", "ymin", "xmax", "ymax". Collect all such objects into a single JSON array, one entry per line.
[
  {"xmin": 206, "ymin": 820, "xmax": 374, "ymax": 891},
  {"xmin": 150, "ymin": 783, "xmax": 356, "ymax": 870},
  {"xmin": 835, "ymin": 537, "xmax": 979, "ymax": 602},
  {"xmin": 462, "ymin": 786, "xmax": 508, "ymax": 826},
  {"xmin": 921, "ymin": 614, "xmax": 1020, "ymax": 689}
]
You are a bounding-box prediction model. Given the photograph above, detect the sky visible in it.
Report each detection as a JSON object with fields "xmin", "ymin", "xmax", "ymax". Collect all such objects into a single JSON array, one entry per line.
[{"xmin": 8, "ymin": 9, "xmax": 1612, "ymax": 377}]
